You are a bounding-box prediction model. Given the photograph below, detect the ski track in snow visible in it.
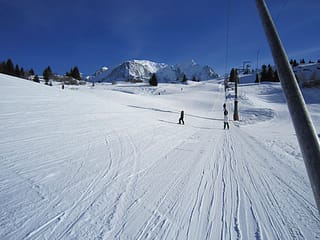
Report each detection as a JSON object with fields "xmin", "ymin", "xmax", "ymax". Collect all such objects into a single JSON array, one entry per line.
[{"xmin": 0, "ymin": 74, "xmax": 319, "ymax": 239}]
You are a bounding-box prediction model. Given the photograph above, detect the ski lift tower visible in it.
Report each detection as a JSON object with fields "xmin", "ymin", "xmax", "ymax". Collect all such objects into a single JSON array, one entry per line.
[
  {"xmin": 233, "ymin": 70, "xmax": 240, "ymax": 121},
  {"xmin": 256, "ymin": 0, "xmax": 320, "ymax": 212},
  {"xmin": 224, "ymin": 73, "xmax": 229, "ymax": 99},
  {"xmin": 243, "ymin": 61, "xmax": 251, "ymax": 74}
]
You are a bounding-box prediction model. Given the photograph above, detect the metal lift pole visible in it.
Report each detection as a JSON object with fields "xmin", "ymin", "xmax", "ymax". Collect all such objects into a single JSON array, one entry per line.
[
  {"xmin": 234, "ymin": 70, "xmax": 239, "ymax": 121},
  {"xmin": 256, "ymin": 0, "xmax": 320, "ymax": 212}
]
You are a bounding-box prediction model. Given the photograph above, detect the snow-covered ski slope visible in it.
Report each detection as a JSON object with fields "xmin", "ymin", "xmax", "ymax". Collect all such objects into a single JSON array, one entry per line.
[{"xmin": 1, "ymin": 73, "xmax": 319, "ymax": 239}]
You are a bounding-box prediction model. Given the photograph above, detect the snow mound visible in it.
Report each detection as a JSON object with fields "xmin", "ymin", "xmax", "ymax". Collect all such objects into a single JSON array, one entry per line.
[{"xmin": 239, "ymin": 107, "xmax": 275, "ymax": 125}]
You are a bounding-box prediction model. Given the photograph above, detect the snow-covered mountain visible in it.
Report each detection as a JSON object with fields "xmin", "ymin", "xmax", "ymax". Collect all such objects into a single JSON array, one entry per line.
[
  {"xmin": 105, "ymin": 60, "xmax": 167, "ymax": 83},
  {"xmin": 88, "ymin": 60, "xmax": 219, "ymax": 83},
  {"xmin": 174, "ymin": 60, "xmax": 219, "ymax": 81},
  {"xmin": 93, "ymin": 66, "xmax": 109, "ymax": 77},
  {"xmin": 85, "ymin": 66, "xmax": 109, "ymax": 81}
]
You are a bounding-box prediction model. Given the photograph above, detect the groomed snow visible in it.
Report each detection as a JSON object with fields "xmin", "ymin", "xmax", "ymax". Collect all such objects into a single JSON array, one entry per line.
[{"xmin": 0, "ymin": 74, "xmax": 319, "ymax": 239}]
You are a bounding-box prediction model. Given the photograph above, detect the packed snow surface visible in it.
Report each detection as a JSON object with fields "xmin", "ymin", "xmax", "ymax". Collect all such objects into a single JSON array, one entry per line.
[{"xmin": 0, "ymin": 73, "xmax": 319, "ymax": 239}]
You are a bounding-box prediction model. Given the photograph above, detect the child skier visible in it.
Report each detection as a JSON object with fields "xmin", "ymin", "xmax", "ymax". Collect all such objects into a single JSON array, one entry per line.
[{"xmin": 224, "ymin": 109, "xmax": 229, "ymax": 130}]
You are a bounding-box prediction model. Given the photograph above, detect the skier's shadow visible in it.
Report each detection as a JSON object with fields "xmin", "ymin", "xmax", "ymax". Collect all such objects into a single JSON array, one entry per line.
[
  {"xmin": 128, "ymin": 105, "xmax": 175, "ymax": 114},
  {"xmin": 158, "ymin": 120, "xmax": 219, "ymax": 130},
  {"xmin": 158, "ymin": 119, "xmax": 179, "ymax": 125}
]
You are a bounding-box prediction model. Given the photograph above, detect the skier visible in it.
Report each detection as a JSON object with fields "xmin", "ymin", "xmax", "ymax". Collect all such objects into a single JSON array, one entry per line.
[
  {"xmin": 224, "ymin": 108, "xmax": 229, "ymax": 130},
  {"xmin": 178, "ymin": 110, "xmax": 185, "ymax": 125}
]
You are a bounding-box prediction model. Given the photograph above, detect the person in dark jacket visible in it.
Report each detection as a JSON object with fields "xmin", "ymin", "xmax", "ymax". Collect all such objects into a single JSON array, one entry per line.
[
  {"xmin": 224, "ymin": 109, "xmax": 229, "ymax": 130},
  {"xmin": 179, "ymin": 110, "xmax": 185, "ymax": 125}
]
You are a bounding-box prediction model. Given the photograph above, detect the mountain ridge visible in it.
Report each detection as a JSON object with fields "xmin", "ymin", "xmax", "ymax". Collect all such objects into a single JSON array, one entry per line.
[{"xmin": 88, "ymin": 59, "xmax": 219, "ymax": 83}]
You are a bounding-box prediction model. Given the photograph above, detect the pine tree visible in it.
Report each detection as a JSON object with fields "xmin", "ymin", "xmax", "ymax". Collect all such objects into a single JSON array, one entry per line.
[
  {"xmin": 261, "ymin": 64, "xmax": 267, "ymax": 81},
  {"xmin": 29, "ymin": 69, "xmax": 35, "ymax": 76},
  {"xmin": 0, "ymin": 61, "xmax": 5, "ymax": 73},
  {"xmin": 14, "ymin": 64, "xmax": 20, "ymax": 76},
  {"xmin": 255, "ymin": 73, "xmax": 259, "ymax": 83},
  {"xmin": 66, "ymin": 66, "xmax": 81, "ymax": 80},
  {"xmin": 267, "ymin": 65, "xmax": 274, "ymax": 81},
  {"xmin": 6, "ymin": 59, "xmax": 14, "ymax": 75},
  {"xmin": 43, "ymin": 66, "xmax": 52, "ymax": 84},
  {"xmin": 182, "ymin": 74, "xmax": 188, "ymax": 82},
  {"xmin": 71, "ymin": 66, "xmax": 81, "ymax": 80},
  {"xmin": 229, "ymin": 68, "xmax": 236, "ymax": 82},
  {"xmin": 274, "ymin": 70, "xmax": 280, "ymax": 82},
  {"xmin": 20, "ymin": 67, "xmax": 25, "ymax": 78},
  {"xmin": 149, "ymin": 73, "xmax": 158, "ymax": 86},
  {"xmin": 290, "ymin": 59, "xmax": 294, "ymax": 65}
]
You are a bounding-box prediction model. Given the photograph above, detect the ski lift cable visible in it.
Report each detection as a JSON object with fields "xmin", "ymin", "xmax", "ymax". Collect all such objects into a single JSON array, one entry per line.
[
  {"xmin": 275, "ymin": 0, "xmax": 289, "ymax": 22},
  {"xmin": 223, "ymin": 0, "xmax": 231, "ymax": 108},
  {"xmin": 224, "ymin": 0, "xmax": 231, "ymax": 78}
]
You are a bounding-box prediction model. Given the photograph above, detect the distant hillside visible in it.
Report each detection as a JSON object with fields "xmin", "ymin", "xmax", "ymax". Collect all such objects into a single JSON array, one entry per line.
[
  {"xmin": 238, "ymin": 63, "xmax": 320, "ymax": 85},
  {"xmin": 293, "ymin": 63, "xmax": 320, "ymax": 86}
]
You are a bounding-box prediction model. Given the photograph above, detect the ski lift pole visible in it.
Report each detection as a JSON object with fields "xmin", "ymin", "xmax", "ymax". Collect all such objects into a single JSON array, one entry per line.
[
  {"xmin": 256, "ymin": 0, "xmax": 320, "ymax": 212},
  {"xmin": 233, "ymin": 71, "xmax": 239, "ymax": 121},
  {"xmin": 224, "ymin": 74, "xmax": 228, "ymax": 100}
]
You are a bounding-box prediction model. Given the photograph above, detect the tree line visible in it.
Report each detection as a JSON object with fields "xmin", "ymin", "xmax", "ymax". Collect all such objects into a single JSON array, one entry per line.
[
  {"xmin": 289, "ymin": 58, "xmax": 320, "ymax": 67},
  {"xmin": 255, "ymin": 58, "xmax": 320, "ymax": 83},
  {"xmin": 228, "ymin": 65, "xmax": 280, "ymax": 83},
  {"xmin": 149, "ymin": 73, "xmax": 189, "ymax": 86},
  {"xmin": 0, "ymin": 58, "xmax": 82, "ymax": 84},
  {"xmin": 257, "ymin": 64, "xmax": 280, "ymax": 82},
  {"xmin": 228, "ymin": 58, "xmax": 320, "ymax": 83},
  {"xmin": 0, "ymin": 59, "xmax": 35, "ymax": 79},
  {"xmin": 42, "ymin": 65, "xmax": 81, "ymax": 85}
]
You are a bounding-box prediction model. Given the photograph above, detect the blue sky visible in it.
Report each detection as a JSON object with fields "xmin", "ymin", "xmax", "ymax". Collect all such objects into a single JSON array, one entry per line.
[{"xmin": 0, "ymin": 0, "xmax": 319, "ymax": 76}]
